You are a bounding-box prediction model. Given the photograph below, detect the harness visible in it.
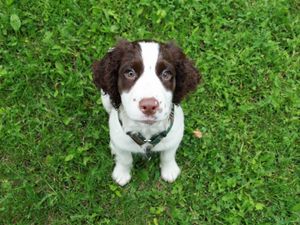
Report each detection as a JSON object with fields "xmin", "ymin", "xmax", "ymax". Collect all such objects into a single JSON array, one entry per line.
[{"xmin": 118, "ymin": 105, "xmax": 174, "ymax": 159}]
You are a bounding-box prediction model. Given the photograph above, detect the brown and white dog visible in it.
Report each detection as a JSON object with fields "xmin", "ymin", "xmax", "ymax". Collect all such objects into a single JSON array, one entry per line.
[{"xmin": 93, "ymin": 40, "xmax": 200, "ymax": 186}]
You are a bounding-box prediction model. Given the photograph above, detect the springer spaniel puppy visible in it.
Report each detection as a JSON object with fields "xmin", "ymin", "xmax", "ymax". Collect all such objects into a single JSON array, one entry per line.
[{"xmin": 93, "ymin": 40, "xmax": 200, "ymax": 186}]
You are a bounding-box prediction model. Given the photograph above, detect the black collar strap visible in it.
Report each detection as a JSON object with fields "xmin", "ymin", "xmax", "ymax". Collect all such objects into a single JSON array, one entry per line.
[{"xmin": 118, "ymin": 105, "xmax": 175, "ymax": 157}]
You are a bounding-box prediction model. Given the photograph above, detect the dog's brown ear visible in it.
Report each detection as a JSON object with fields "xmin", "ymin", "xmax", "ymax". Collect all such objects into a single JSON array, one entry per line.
[
  {"xmin": 164, "ymin": 42, "xmax": 201, "ymax": 104},
  {"xmin": 92, "ymin": 40, "xmax": 130, "ymax": 108}
]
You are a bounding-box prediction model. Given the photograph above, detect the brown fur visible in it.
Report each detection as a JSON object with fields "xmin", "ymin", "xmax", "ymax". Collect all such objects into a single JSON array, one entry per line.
[
  {"xmin": 159, "ymin": 42, "xmax": 201, "ymax": 104},
  {"xmin": 92, "ymin": 40, "xmax": 141, "ymax": 107},
  {"xmin": 118, "ymin": 59, "xmax": 144, "ymax": 92},
  {"xmin": 92, "ymin": 40, "xmax": 201, "ymax": 108},
  {"xmin": 155, "ymin": 59, "xmax": 176, "ymax": 92}
]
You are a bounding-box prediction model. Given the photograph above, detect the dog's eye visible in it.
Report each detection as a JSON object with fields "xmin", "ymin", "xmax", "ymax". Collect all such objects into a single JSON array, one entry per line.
[
  {"xmin": 161, "ymin": 70, "xmax": 173, "ymax": 81},
  {"xmin": 124, "ymin": 69, "xmax": 137, "ymax": 80}
]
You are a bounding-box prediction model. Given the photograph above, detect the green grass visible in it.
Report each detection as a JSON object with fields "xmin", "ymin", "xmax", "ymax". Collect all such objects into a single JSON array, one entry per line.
[{"xmin": 0, "ymin": 0, "xmax": 299, "ymax": 224}]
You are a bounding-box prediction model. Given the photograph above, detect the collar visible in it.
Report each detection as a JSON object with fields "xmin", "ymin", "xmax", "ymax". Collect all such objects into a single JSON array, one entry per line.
[{"xmin": 118, "ymin": 105, "xmax": 175, "ymax": 158}]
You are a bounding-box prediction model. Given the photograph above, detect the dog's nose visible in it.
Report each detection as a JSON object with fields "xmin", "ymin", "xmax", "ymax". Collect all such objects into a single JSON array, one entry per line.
[{"xmin": 139, "ymin": 98, "xmax": 159, "ymax": 116}]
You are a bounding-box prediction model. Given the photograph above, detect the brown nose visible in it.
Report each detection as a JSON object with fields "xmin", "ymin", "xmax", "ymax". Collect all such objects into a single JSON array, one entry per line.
[{"xmin": 139, "ymin": 98, "xmax": 159, "ymax": 116}]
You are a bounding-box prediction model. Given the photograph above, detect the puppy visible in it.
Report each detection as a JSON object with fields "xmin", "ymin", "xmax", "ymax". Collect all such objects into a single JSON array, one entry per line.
[{"xmin": 93, "ymin": 40, "xmax": 200, "ymax": 186}]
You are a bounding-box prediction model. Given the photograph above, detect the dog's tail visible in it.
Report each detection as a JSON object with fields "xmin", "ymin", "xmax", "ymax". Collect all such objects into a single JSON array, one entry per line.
[{"xmin": 101, "ymin": 90, "xmax": 113, "ymax": 114}]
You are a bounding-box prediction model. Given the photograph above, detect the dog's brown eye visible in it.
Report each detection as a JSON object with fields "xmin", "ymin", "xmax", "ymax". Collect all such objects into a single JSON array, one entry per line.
[
  {"xmin": 161, "ymin": 70, "xmax": 172, "ymax": 81},
  {"xmin": 124, "ymin": 69, "xmax": 137, "ymax": 80}
]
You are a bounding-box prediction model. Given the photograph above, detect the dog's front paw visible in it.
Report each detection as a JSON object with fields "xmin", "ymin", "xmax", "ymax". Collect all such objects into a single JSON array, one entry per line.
[
  {"xmin": 112, "ymin": 165, "xmax": 131, "ymax": 186},
  {"xmin": 161, "ymin": 162, "xmax": 181, "ymax": 183}
]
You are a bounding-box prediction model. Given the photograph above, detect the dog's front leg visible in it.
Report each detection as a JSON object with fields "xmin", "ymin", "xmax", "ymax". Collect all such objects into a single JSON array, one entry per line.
[
  {"xmin": 160, "ymin": 148, "xmax": 181, "ymax": 183},
  {"xmin": 111, "ymin": 148, "xmax": 133, "ymax": 186}
]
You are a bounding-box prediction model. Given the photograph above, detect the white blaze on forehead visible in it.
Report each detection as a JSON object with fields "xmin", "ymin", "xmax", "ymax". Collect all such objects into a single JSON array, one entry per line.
[
  {"xmin": 120, "ymin": 41, "xmax": 173, "ymax": 122},
  {"xmin": 138, "ymin": 42, "xmax": 160, "ymax": 72}
]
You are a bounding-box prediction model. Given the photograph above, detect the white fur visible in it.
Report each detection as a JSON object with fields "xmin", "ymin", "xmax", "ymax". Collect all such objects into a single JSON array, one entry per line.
[
  {"xmin": 104, "ymin": 42, "xmax": 184, "ymax": 186},
  {"xmin": 101, "ymin": 90, "xmax": 112, "ymax": 113},
  {"xmin": 121, "ymin": 42, "xmax": 173, "ymax": 122},
  {"xmin": 109, "ymin": 105, "xmax": 184, "ymax": 185}
]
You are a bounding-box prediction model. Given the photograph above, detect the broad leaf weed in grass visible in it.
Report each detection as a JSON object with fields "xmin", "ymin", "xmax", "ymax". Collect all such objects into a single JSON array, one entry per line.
[{"xmin": 0, "ymin": 0, "xmax": 299, "ymax": 224}]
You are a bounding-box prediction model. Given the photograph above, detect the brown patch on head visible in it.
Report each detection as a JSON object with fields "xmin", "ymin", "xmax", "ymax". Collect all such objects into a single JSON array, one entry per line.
[
  {"xmin": 155, "ymin": 59, "xmax": 176, "ymax": 91},
  {"xmin": 92, "ymin": 40, "xmax": 143, "ymax": 108},
  {"xmin": 93, "ymin": 40, "xmax": 201, "ymax": 107},
  {"xmin": 118, "ymin": 58, "xmax": 143, "ymax": 92},
  {"xmin": 158, "ymin": 42, "xmax": 201, "ymax": 104}
]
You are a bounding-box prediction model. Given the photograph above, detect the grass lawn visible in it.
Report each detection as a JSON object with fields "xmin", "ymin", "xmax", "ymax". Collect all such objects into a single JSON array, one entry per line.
[{"xmin": 1, "ymin": 0, "xmax": 299, "ymax": 224}]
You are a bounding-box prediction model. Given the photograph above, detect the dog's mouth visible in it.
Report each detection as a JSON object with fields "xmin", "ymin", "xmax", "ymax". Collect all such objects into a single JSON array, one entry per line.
[
  {"xmin": 124, "ymin": 105, "xmax": 172, "ymax": 125},
  {"xmin": 135, "ymin": 108, "xmax": 172, "ymax": 125},
  {"xmin": 140, "ymin": 120, "xmax": 156, "ymax": 125},
  {"xmin": 135, "ymin": 115, "xmax": 159, "ymax": 125}
]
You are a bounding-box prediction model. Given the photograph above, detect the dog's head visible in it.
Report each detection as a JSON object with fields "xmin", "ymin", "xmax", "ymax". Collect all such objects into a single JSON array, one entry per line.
[{"xmin": 93, "ymin": 40, "xmax": 201, "ymax": 124}]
